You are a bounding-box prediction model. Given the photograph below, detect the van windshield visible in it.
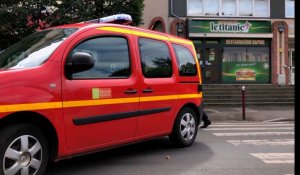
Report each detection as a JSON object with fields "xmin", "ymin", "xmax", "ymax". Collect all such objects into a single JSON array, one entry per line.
[{"xmin": 0, "ymin": 28, "xmax": 78, "ymax": 70}]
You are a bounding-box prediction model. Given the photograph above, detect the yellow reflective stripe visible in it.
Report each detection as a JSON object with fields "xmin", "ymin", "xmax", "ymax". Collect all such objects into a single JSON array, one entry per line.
[
  {"xmin": 179, "ymin": 93, "xmax": 202, "ymax": 99},
  {"xmin": 98, "ymin": 26, "xmax": 132, "ymax": 35},
  {"xmin": 191, "ymin": 44, "xmax": 203, "ymax": 84},
  {"xmin": 98, "ymin": 27, "xmax": 192, "ymax": 45},
  {"xmin": 63, "ymin": 97, "xmax": 140, "ymax": 108},
  {"xmin": 0, "ymin": 102, "xmax": 62, "ymax": 113},
  {"xmin": 169, "ymin": 37, "xmax": 193, "ymax": 45},
  {"xmin": 0, "ymin": 94, "xmax": 202, "ymax": 113}
]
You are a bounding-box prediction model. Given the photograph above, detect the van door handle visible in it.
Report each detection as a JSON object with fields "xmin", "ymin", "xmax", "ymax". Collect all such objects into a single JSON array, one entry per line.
[
  {"xmin": 142, "ymin": 88, "xmax": 153, "ymax": 93},
  {"xmin": 124, "ymin": 89, "xmax": 138, "ymax": 94}
]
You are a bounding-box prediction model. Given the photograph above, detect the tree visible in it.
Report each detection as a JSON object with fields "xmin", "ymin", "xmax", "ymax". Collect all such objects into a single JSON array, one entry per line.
[{"xmin": 0, "ymin": 0, "xmax": 144, "ymax": 49}]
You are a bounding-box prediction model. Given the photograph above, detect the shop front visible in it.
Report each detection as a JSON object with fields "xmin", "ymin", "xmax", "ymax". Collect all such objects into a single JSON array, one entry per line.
[{"xmin": 188, "ymin": 19, "xmax": 273, "ymax": 84}]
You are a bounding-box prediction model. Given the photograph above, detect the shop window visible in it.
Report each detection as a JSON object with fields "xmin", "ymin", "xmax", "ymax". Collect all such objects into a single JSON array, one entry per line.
[
  {"xmin": 221, "ymin": 0, "xmax": 236, "ymax": 16},
  {"xmin": 247, "ymin": 47, "xmax": 269, "ymax": 62},
  {"xmin": 239, "ymin": 0, "xmax": 253, "ymax": 16},
  {"xmin": 187, "ymin": 0, "xmax": 204, "ymax": 16},
  {"xmin": 222, "ymin": 46, "xmax": 270, "ymax": 83},
  {"xmin": 285, "ymin": 0, "xmax": 294, "ymax": 18},
  {"xmin": 223, "ymin": 47, "xmax": 246, "ymax": 62},
  {"xmin": 254, "ymin": 0, "xmax": 269, "ymax": 17}
]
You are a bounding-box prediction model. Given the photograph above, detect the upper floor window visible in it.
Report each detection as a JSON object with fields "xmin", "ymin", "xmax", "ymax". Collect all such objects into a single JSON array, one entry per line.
[
  {"xmin": 285, "ymin": 0, "xmax": 294, "ymax": 18},
  {"xmin": 254, "ymin": 0, "xmax": 269, "ymax": 17},
  {"xmin": 187, "ymin": 0, "xmax": 203, "ymax": 16},
  {"xmin": 222, "ymin": 0, "xmax": 236, "ymax": 16},
  {"xmin": 187, "ymin": 0, "xmax": 270, "ymax": 17}
]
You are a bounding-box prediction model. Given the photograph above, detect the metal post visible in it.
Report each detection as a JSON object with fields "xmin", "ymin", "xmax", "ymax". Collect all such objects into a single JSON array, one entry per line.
[{"xmin": 242, "ymin": 86, "xmax": 246, "ymax": 120}]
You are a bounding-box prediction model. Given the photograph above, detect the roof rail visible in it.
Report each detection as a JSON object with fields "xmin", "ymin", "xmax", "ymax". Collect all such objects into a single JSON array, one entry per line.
[{"xmin": 83, "ymin": 14, "xmax": 133, "ymax": 25}]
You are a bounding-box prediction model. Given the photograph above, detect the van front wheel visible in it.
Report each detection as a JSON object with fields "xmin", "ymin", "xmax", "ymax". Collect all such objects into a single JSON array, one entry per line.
[
  {"xmin": 0, "ymin": 124, "xmax": 49, "ymax": 175},
  {"xmin": 169, "ymin": 107, "xmax": 198, "ymax": 147}
]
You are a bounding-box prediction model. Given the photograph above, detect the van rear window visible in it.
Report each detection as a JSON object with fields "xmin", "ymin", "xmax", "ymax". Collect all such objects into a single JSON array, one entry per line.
[
  {"xmin": 173, "ymin": 44, "xmax": 197, "ymax": 76},
  {"xmin": 138, "ymin": 38, "xmax": 172, "ymax": 78}
]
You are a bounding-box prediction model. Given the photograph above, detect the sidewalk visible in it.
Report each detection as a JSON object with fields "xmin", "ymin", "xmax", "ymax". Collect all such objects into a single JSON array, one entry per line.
[{"xmin": 205, "ymin": 105, "xmax": 295, "ymax": 122}]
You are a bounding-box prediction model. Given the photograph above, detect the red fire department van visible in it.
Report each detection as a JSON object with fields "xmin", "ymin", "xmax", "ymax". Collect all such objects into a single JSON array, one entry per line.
[{"xmin": 0, "ymin": 14, "xmax": 203, "ymax": 175}]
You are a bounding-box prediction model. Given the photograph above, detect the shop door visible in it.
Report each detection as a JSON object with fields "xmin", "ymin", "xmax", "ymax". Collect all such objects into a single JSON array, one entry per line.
[
  {"xmin": 203, "ymin": 46, "xmax": 221, "ymax": 84},
  {"xmin": 289, "ymin": 49, "xmax": 295, "ymax": 85}
]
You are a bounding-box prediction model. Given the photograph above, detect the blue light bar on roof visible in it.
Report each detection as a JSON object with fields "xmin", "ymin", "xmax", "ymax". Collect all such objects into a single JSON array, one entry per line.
[{"xmin": 99, "ymin": 14, "xmax": 132, "ymax": 23}]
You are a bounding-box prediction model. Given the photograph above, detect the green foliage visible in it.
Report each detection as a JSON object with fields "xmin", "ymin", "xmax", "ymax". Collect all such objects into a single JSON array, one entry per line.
[{"xmin": 0, "ymin": 0, "xmax": 144, "ymax": 49}]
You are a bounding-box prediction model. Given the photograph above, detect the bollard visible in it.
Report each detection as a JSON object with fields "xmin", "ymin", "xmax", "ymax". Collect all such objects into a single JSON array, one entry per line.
[{"xmin": 242, "ymin": 85, "xmax": 246, "ymax": 120}]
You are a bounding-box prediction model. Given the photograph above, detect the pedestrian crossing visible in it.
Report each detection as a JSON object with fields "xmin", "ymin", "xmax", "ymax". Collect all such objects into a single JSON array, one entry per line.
[{"xmin": 201, "ymin": 122, "xmax": 294, "ymax": 167}]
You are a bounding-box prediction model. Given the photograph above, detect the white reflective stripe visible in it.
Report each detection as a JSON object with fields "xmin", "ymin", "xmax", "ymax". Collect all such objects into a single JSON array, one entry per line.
[
  {"xmin": 250, "ymin": 153, "xmax": 294, "ymax": 164},
  {"xmin": 205, "ymin": 127, "xmax": 293, "ymax": 131},
  {"xmin": 212, "ymin": 132, "xmax": 294, "ymax": 137},
  {"xmin": 227, "ymin": 139, "xmax": 294, "ymax": 146}
]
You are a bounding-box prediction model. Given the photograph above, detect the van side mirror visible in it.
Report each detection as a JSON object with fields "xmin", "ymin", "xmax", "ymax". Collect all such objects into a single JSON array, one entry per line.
[{"xmin": 66, "ymin": 52, "xmax": 95, "ymax": 76}]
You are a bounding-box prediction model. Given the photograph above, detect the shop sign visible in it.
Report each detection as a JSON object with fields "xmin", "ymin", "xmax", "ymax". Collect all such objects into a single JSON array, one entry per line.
[
  {"xmin": 224, "ymin": 39, "xmax": 268, "ymax": 46},
  {"xmin": 222, "ymin": 62, "xmax": 270, "ymax": 83},
  {"xmin": 188, "ymin": 20, "xmax": 271, "ymax": 34}
]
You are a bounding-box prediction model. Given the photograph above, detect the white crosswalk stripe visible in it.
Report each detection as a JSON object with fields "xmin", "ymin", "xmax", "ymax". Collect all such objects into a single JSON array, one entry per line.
[
  {"xmin": 250, "ymin": 153, "xmax": 294, "ymax": 164},
  {"xmin": 212, "ymin": 132, "xmax": 294, "ymax": 136},
  {"xmin": 204, "ymin": 122, "xmax": 294, "ymax": 166},
  {"xmin": 205, "ymin": 127, "xmax": 293, "ymax": 131},
  {"xmin": 208, "ymin": 123, "xmax": 294, "ymax": 127},
  {"xmin": 227, "ymin": 139, "xmax": 294, "ymax": 146}
]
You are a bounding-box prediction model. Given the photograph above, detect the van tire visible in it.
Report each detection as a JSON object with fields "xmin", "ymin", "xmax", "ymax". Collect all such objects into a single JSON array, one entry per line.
[
  {"xmin": 0, "ymin": 124, "xmax": 49, "ymax": 175},
  {"xmin": 169, "ymin": 107, "xmax": 198, "ymax": 147}
]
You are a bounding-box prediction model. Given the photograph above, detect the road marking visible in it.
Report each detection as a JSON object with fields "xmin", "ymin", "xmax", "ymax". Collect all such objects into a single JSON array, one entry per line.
[
  {"xmin": 205, "ymin": 127, "xmax": 293, "ymax": 131},
  {"xmin": 250, "ymin": 153, "xmax": 294, "ymax": 164},
  {"xmin": 210, "ymin": 123, "xmax": 294, "ymax": 127},
  {"xmin": 212, "ymin": 132, "xmax": 294, "ymax": 137},
  {"xmin": 227, "ymin": 139, "xmax": 294, "ymax": 146}
]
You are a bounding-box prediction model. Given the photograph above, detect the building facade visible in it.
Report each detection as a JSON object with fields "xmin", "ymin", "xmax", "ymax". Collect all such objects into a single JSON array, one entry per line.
[{"xmin": 140, "ymin": 0, "xmax": 294, "ymax": 85}]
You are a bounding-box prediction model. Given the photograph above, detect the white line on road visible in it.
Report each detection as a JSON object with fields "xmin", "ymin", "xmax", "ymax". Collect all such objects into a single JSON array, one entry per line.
[
  {"xmin": 250, "ymin": 153, "xmax": 294, "ymax": 164},
  {"xmin": 204, "ymin": 127, "xmax": 293, "ymax": 131},
  {"xmin": 212, "ymin": 132, "xmax": 294, "ymax": 136},
  {"xmin": 210, "ymin": 124, "xmax": 294, "ymax": 127},
  {"xmin": 227, "ymin": 139, "xmax": 294, "ymax": 146}
]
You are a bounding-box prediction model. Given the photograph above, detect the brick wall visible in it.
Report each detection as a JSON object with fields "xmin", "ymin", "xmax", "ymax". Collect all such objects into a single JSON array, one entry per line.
[{"xmin": 271, "ymin": 21, "xmax": 289, "ymax": 85}]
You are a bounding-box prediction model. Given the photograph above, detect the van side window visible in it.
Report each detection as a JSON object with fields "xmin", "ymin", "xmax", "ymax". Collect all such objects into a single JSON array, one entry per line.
[
  {"xmin": 70, "ymin": 36, "xmax": 131, "ymax": 79},
  {"xmin": 173, "ymin": 44, "xmax": 197, "ymax": 76},
  {"xmin": 138, "ymin": 38, "xmax": 172, "ymax": 78}
]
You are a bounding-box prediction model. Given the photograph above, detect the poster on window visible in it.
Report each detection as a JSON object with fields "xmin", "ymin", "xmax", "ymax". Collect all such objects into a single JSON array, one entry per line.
[
  {"xmin": 222, "ymin": 62, "xmax": 270, "ymax": 83},
  {"xmin": 208, "ymin": 49, "xmax": 215, "ymax": 61}
]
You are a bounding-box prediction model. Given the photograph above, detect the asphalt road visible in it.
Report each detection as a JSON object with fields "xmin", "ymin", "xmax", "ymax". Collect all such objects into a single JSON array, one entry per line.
[{"xmin": 45, "ymin": 121, "xmax": 294, "ymax": 175}]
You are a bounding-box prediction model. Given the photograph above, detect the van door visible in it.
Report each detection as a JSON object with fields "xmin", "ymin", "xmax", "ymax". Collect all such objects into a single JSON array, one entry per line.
[
  {"xmin": 135, "ymin": 37, "xmax": 178, "ymax": 137},
  {"xmin": 62, "ymin": 29, "xmax": 139, "ymax": 150}
]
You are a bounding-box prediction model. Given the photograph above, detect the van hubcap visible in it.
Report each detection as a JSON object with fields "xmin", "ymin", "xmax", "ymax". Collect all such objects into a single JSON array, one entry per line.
[
  {"xmin": 180, "ymin": 113, "xmax": 196, "ymax": 141},
  {"xmin": 3, "ymin": 135, "xmax": 42, "ymax": 175}
]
